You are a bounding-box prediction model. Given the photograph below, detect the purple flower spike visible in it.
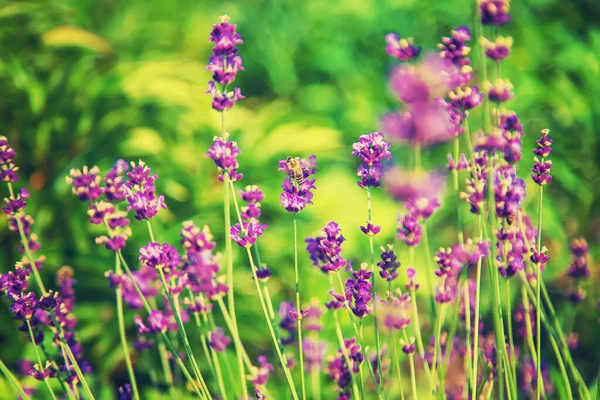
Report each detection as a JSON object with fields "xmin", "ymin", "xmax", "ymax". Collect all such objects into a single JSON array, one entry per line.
[
  {"xmin": 396, "ymin": 213, "xmax": 422, "ymax": 247},
  {"xmin": 238, "ymin": 185, "xmax": 264, "ymax": 203},
  {"xmin": 306, "ymin": 221, "xmax": 349, "ymax": 274},
  {"xmin": 104, "ymin": 159, "xmax": 129, "ymax": 202},
  {"xmin": 206, "ymin": 137, "xmax": 243, "ymax": 182},
  {"xmin": 119, "ymin": 384, "xmax": 133, "ymax": 400},
  {"xmin": 279, "ymin": 155, "xmax": 317, "ymax": 213},
  {"xmin": 134, "ymin": 310, "xmax": 168, "ymax": 335},
  {"xmin": 360, "ymin": 221, "xmax": 381, "ymax": 237},
  {"xmin": 401, "ymin": 336, "xmax": 417, "ymax": 354},
  {"xmin": 125, "ymin": 161, "xmax": 166, "ymax": 221},
  {"xmin": 248, "ymin": 355, "xmax": 274, "ymax": 387},
  {"xmin": 377, "ymin": 244, "xmax": 401, "ymax": 282},
  {"xmin": 352, "ymin": 132, "xmax": 392, "ymax": 188},
  {"xmin": 479, "ymin": 0, "xmax": 512, "ymax": 26},
  {"xmin": 0, "ymin": 136, "xmax": 19, "ymax": 182},
  {"xmin": 532, "ymin": 129, "xmax": 553, "ymax": 186},
  {"xmin": 230, "ymin": 220, "xmax": 267, "ymax": 248},
  {"xmin": 345, "ymin": 263, "xmax": 373, "ymax": 318},
  {"xmin": 533, "ymin": 128, "xmax": 553, "ymax": 158},
  {"xmin": 530, "ymin": 245, "xmax": 549, "ymax": 272},
  {"xmin": 28, "ymin": 361, "xmax": 57, "ymax": 381},
  {"xmin": 206, "ymin": 15, "xmax": 245, "ymax": 111},
  {"xmin": 438, "ymin": 25, "xmax": 474, "ymax": 85},
  {"xmin": 378, "ymin": 291, "xmax": 411, "ymax": 332},
  {"xmin": 139, "ymin": 242, "xmax": 181, "ymax": 273},
  {"xmin": 481, "ymin": 36, "xmax": 513, "ymax": 61},
  {"xmin": 3, "ymin": 188, "xmax": 30, "ymax": 215},
  {"xmin": 385, "ymin": 33, "xmax": 421, "ymax": 61},
  {"xmin": 448, "ymin": 86, "xmax": 483, "ymax": 110},
  {"xmin": 209, "ymin": 327, "xmax": 231, "ymax": 352},
  {"xmin": 65, "ymin": 166, "xmax": 103, "ymax": 201},
  {"xmin": 484, "ymin": 79, "xmax": 514, "ymax": 102}
]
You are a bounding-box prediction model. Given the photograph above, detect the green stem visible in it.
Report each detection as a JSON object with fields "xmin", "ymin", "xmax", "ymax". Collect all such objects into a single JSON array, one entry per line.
[
  {"xmin": 463, "ymin": 280, "xmax": 473, "ymax": 395},
  {"xmin": 0, "ymin": 357, "xmax": 31, "ymax": 400},
  {"xmin": 391, "ymin": 331, "xmax": 405, "ymax": 400},
  {"xmin": 216, "ymin": 298, "xmax": 253, "ymax": 370},
  {"xmin": 401, "ymin": 329, "xmax": 419, "ymax": 400},
  {"xmin": 521, "ymin": 286, "xmax": 547, "ymax": 399},
  {"xmin": 431, "ymin": 304, "xmax": 447, "ymax": 396},
  {"xmin": 246, "ymin": 247, "xmax": 299, "ymax": 400},
  {"xmin": 536, "ymin": 185, "xmax": 543, "ymax": 400},
  {"xmin": 115, "ymin": 255, "xmax": 140, "ymax": 400},
  {"xmin": 202, "ymin": 308, "xmax": 228, "ymax": 400},
  {"xmin": 471, "ymin": 217, "xmax": 483, "ymax": 400},
  {"xmin": 117, "ymin": 252, "xmax": 203, "ymax": 398},
  {"xmin": 27, "ymin": 321, "xmax": 57, "ymax": 400},
  {"xmin": 367, "ymin": 188, "xmax": 384, "ymax": 394},
  {"xmin": 452, "ymin": 136, "xmax": 465, "ymax": 245},
  {"xmin": 505, "ymin": 280, "xmax": 516, "ymax": 387},
  {"xmin": 332, "ymin": 308, "xmax": 361, "ymax": 400},
  {"xmin": 293, "ymin": 213, "xmax": 307, "ymax": 400},
  {"xmin": 157, "ymin": 267, "xmax": 211, "ymax": 399},
  {"xmin": 421, "ymin": 224, "xmax": 437, "ymax": 322}
]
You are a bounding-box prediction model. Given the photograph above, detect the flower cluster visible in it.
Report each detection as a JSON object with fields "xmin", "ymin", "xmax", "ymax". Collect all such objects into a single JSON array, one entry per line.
[
  {"xmin": 377, "ymin": 244, "xmax": 401, "ymax": 281},
  {"xmin": 206, "ymin": 15, "xmax": 245, "ymax": 111},
  {"xmin": 206, "ymin": 136, "xmax": 244, "ymax": 182},
  {"xmin": 0, "ymin": 136, "xmax": 19, "ymax": 182},
  {"xmin": 479, "ymin": 0, "xmax": 512, "ymax": 26},
  {"xmin": 279, "ymin": 155, "xmax": 317, "ymax": 213},
  {"xmin": 124, "ymin": 161, "xmax": 167, "ymax": 221},
  {"xmin": 531, "ymin": 129, "xmax": 553, "ymax": 186},
  {"xmin": 351, "ymin": 132, "xmax": 392, "ymax": 188},
  {"xmin": 306, "ymin": 221, "xmax": 349, "ymax": 274},
  {"xmin": 345, "ymin": 263, "xmax": 373, "ymax": 318},
  {"xmin": 377, "ymin": 290, "xmax": 411, "ymax": 333},
  {"xmin": 438, "ymin": 26, "xmax": 474, "ymax": 87},
  {"xmin": 434, "ymin": 248, "xmax": 462, "ymax": 303},
  {"xmin": 396, "ymin": 213, "xmax": 422, "ymax": 246},
  {"xmin": 327, "ymin": 338, "xmax": 364, "ymax": 399},
  {"xmin": 500, "ymin": 111, "xmax": 525, "ymax": 164},
  {"xmin": 566, "ymin": 238, "xmax": 589, "ymax": 303},
  {"xmin": 385, "ymin": 33, "xmax": 421, "ymax": 61},
  {"xmin": 481, "ymin": 36, "xmax": 513, "ymax": 61},
  {"xmin": 484, "ymin": 78, "xmax": 514, "ymax": 103}
]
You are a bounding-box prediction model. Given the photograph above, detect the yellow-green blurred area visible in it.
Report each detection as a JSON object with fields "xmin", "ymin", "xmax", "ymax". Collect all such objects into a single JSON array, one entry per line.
[{"xmin": 0, "ymin": 0, "xmax": 599, "ymax": 398}]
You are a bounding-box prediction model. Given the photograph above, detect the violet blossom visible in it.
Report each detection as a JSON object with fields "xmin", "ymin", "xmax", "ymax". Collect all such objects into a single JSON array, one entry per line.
[
  {"xmin": 305, "ymin": 221, "xmax": 349, "ymax": 274},
  {"xmin": 352, "ymin": 131, "xmax": 392, "ymax": 188},
  {"xmin": 205, "ymin": 136, "xmax": 243, "ymax": 182},
  {"xmin": 385, "ymin": 33, "xmax": 421, "ymax": 61},
  {"xmin": 279, "ymin": 155, "xmax": 317, "ymax": 213}
]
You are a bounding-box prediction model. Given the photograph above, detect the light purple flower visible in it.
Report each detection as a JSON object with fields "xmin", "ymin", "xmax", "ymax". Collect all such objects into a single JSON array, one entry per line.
[
  {"xmin": 230, "ymin": 220, "xmax": 267, "ymax": 248},
  {"xmin": 65, "ymin": 166, "xmax": 103, "ymax": 201},
  {"xmin": 139, "ymin": 242, "xmax": 181, "ymax": 272},
  {"xmin": 205, "ymin": 136, "xmax": 243, "ymax": 182},
  {"xmin": 279, "ymin": 155, "xmax": 317, "ymax": 213},
  {"xmin": 209, "ymin": 327, "xmax": 231, "ymax": 352},
  {"xmin": 352, "ymin": 132, "xmax": 392, "ymax": 188},
  {"xmin": 345, "ymin": 263, "xmax": 373, "ymax": 318},
  {"xmin": 481, "ymin": 36, "xmax": 512, "ymax": 61},
  {"xmin": 124, "ymin": 161, "xmax": 166, "ymax": 221},
  {"xmin": 385, "ymin": 33, "xmax": 421, "ymax": 61},
  {"xmin": 479, "ymin": 0, "xmax": 512, "ymax": 26},
  {"xmin": 306, "ymin": 221, "xmax": 348, "ymax": 274}
]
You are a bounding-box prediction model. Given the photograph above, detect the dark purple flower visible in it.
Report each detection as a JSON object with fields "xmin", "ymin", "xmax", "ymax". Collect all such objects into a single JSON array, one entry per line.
[
  {"xmin": 520, "ymin": 358, "xmax": 554, "ymax": 397},
  {"xmin": 401, "ymin": 336, "xmax": 417, "ymax": 354},
  {"xmin": 447, "ymin": 153, "xmax": 470, "ymax": 171},
  {"xmin": 438, "ymin": 26, "xmax": 474, "ymax": 85},
  {"xmin": 279, "ymin": 155, "xmax": 317, "ymax": 213},
  {"xmin": 279, "ymin": 302, "xmax": 297, "ymax": 346},
  {"xmin": 326, "ymin": 290, "xmax": 346, "ymax": 311},
  {"xmin": 65, "ymin": 166, "xmax": 103, "ymax": 201},
  {"xmin": 87, "ymin": 201, "xmax": 115, "ymax": 225},
  {"xmin": 119, "ymin": 384, "xmax": 133, "ymax": 400},
  {"xmin": 139, "ymin": 242, "xmax": 181, "ymax": 272},
  {"xmin": 480, "ymin": 0, "xmax": 512, "ymax": 26},
  {"xmin": 2, "ymin": 188, "xmax": 29, "ymax": 215},
  {"xmin": 206, "ymin": 82, "xmax": 245, "ymax": 112},
  {"xmin": 484, "ymin": 79, "xmax": 514, "ymax": 102},
  {"xmin": 205, "ymin": 136, "xmax": 243, "ymax": 182},
  {"xmin": 567, "ymin": 238, "xmax": 589, "ymax": 279},
  {"xmin": 0, "ymin": 268, "xmax": 30, "ymax": 299},
  {"xmin": 482, "ymin": 36, "xmax": 512, "ymax": 61},
  {"xmin": 306, "ymin": 221, "xmax": 349, "ymax": 274},
  {"xmin": 0, "ymin": 136, "xmax": 18, "ymax": 182},
  {"xmin": 230, "ymin": 220, "xmax": 267, "ymax": 248},
  {"xmin": 206, "ymin": 55, "xmax": 244, "ymax": 85},
  {"xmin": 360, "ymin": 221, "xmax": 381, "ymax": 237},
  {"xmin": 533, "ymin": 128, "xmax": 553, "ymax": 158},
  {"xmin": 209, "ymin": 327, "xmax": 231, "ymax": 352},
  {"xmin": 10, "ymin": 292, "xmax": 38, "ymax": 320},
  {"xmin": 328, "ymin": 338, "xmax": 364, "ymax": 398},
  {"xmin": 434, "ymin": 248, "xmax": 461, "ymax": 303},
  {"xmin": 352, "ymin": 132, "xmax": 392, "ymax": 188},
  {"xmin": 239, "ymin": 185, "xmax": 264, "ymax": 203},
  {"xmin": 209, "ymin": 15, "xmax": 243, "ymax": 56},
  {"xmin": 345, "ymin": 263, "xmax": 373, "ymax": 318},
  {"xmin": 396, "ymin": 213, "xmax": 422, "ymax": 246},
  {"xmin": 448, "ymin": 86, "xmax": 483, "ymax": 110},
  {"xmin": 460, "ymin": 151, "xmax": 489, "ymax": 214},
  {"xmin": 104, "ymin": 159, "xmax": 129, "ymax": 202},
  {"xmin": 125, "ymin": 162, "xmax": 167, "ymax": 220},
  {"xmin": 494, "ymin": 164, "xmax": 526, "ymax": 221},
  {"xmin": 385, "ymin": 33, "xmax": 421, "ymax": 61},
  {"xmin": 28, "ymin": 361, "xmax": 57, "ymax": 381},
  {"xmin": 530, "ymin": 246, "xmax": 549, "ymax": 273},
  {"xmin": 377, "ymin": 244, "xmax": 401, "ymax": 281}
]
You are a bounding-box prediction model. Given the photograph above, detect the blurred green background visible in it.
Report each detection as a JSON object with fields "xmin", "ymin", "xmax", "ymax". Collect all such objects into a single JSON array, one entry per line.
[{"xmin": 0, "ymin": 0, "xmax": 599, "ymax": 398}]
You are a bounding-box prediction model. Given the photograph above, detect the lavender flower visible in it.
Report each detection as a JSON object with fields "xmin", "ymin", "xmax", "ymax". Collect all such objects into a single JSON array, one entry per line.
[
  {"xmin": 279, "ymin": 155, "xmax": 317, "ymax": 213},
  {"xmin": 360, "ymin": 221, "xmax": 381, "ymax": 237},
  {"xmin": 481, "ymin": 36, "xmax": 513, "ymax": 61},
  {"xmin": 0, "ymin": 136, "xmax": 19, "ymax": 182},
  {"xmin": 515, "ymin": 302, "xmax": 536, "ymax": 338},
  {"xmin": 500, "ymin": 111, "xmax": 525, "ymax": 164},
  {"xmin": 567, "ymin": 238, "xmax": 589, "ymax": 303},
  {"xmin": 328, "ymin": 338, "xmax": 364, "ymax": 399},
  {"xmin": 438, "ymin": 25, "xmax": 474, "ymax": 85},
  {"xmin": 345, "ymin": 263, "xmax": 373, "ymax": 318},
  {"xmin": 208, "ymin": 327, "xmax": 231, "ymax": 352},
  {"xmin": 248, "ymin": 355, "xmax": 274, "ymax": 387},
  {"xmin": 134, "ymin": 310, "xmax": 169, "ymax": 335},
  {"xmin": 206, "ymin": 15, "xmax": 245, "ymax": 111},
  {"xmin": 230, "ymin": 220, "xmax": 267, "ymax": 248},
  {"xmin": 124, "ymin": 161, "xmax": 166, "ymax": 220},
  {"xmin": 351, "ymin": 132, "xmax": 392, "ymax": 188},
  {"xmin": 448, "ymin": 86, "xmax": 483, "ymax": 110},
  {"xmin": 304, "ymin": 303, "xmax": 323, "ymax": 332},
  {"xmin": 119, "ymin": 384, "xmax": 133, "ymax": 400},
  {"xmin": 28, "ymin": 361, "xmax": 57, "ymax": 381},
  {"xmin": 303, "ymin": 338, "xmax": 327, "ymax": 373},
  {"xmin": 104, "ymin": 159, "xmax": 129, "ymax": 202},
  {"xmin": 494, "ymin": 164, "xmax": 526, "ymax": 221},
  {"xmin": 520, "ymin": 358, "xmax": 554, "ymax": 397},
  {"xmin": 279, "ymin": 302, "xmax": 297, "ymax": 346},
  {"xmin": 139, "ymin": 242, "xmax": 181, "ymax": 273},
  {"xmin": 377, "ymin": 244, "xmax": 401, "ymax": 281},
  {"xmin": 377, "ymin": 291, "xmax": 411, "ymax": 332},
  {"xmin": 306, "ymin": 221, "xmax": 348, "ymax": 273},
  {"xmin": 65, "ymin": 166, "xmax": 103, "ymax": 201},
  {"xmin": 434, "ymin": 248, "xmax": 462, "ymax": 303},
  {"xmin": 205, "ymin": 136, "xmax": 243, "ymax": 182},
  {"xmin": 484, "ymin": 79, "xmax": 514, "ymax": 102},
  {"xmin": 532, "ymin": 129, "xmax": 553, "ymax": 186},
  {"xmin": 396, "ymin": 213, "xmax": 422, "ymax": 246},
  {"xmin": 3, "ymin": 187, "xmax": 29, "ymax": 215},
  {"xmin": 385, "ymin": 33, "xmax": 421, "ymax": 61},
  {"xmin": 479, "ymin": 0, "xmax": 512, "ymax": 26},
  {"xmin": 405, "ymin": 267, "xmax": 420, "ymax": 292}
]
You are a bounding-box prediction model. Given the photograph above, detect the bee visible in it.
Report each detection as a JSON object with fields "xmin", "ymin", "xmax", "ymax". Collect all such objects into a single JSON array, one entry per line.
[{"xmin": 285, "ymin": 156, "xmax": 305, "ymax": 186}]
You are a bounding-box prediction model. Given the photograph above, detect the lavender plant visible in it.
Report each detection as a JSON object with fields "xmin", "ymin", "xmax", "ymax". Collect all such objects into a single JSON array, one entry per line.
[{"xmin": 0, "ymin": 5, "xmax": 598, "ymax": 400}]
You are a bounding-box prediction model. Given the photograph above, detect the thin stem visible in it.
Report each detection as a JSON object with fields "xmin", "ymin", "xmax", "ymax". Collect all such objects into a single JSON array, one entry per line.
[
  {"xmin": 401, "ymin": 329, "xmax": 419, "ymax": 400},
  {"xmin": 391, "ymin": 331, "xmax": 405, "ymax": 400},
  {"xmin": 367, "ymin": 188, "xmax": 384, "ymax": 394},
  {"xmin": 27, "ymin": 321, "xmax": 57, "ymax": 400},
  {"xmin": 117, "ymin": 252, "xmax": 202, "ymax": 398},
  {"xmin": 464, "ymin": 281, "xmax": 473, "ymax": 396},
  {"xmin": 216, "ymin": 298, "xmax": 253, "ymax": 370},
  {"xmin": 246, "ymin": 248, "xmax": 299, "ymax": 400},
  {"xmin": 505, "ymin": 280, "xmax": 516, "ymax": 387},
  {"xmin": 293, "ymin": 213, "xmax": 307, "ymax": 400},
  {"xmin": 202, "ymin": 309, "xmax": 228, "ymax": 400},
  {"xmin": 157, "ymin": 267, "xmax": 211, "ymax": 399},
  {"xmin": 549, "ymin": 331, "xmax": 573, "ymax": 400},
  {"xmin": 421, "ymin": 224, "xmax": 437, "ymax": 321},
  {"xmin": 521, "ymin": 286, "xmax": 547, "ymax": 399},
  {"xmin": 115, "ymin": 255, "xmax": 140, "ymax": 400},
  {"xmin": 431, "ymin": 304, "xmax": 447, "ymax": 396},
  {"xmin": 0, "ymin": 357, "xmax": 31, "ymax": 400},
  {"xmin": 471, "ymin": 217, "xmax": 483, "ymax": 400},
  {"xmin": 332, "ymin": 309, "xmax": 361, "ymax": 400},
  {"xmin": 452, "ymin": 136, "xmax": 465, "ymax": 245},
  {"xmin": 536, "ymin": 185, "xmax": 543, "ymax": 400}
]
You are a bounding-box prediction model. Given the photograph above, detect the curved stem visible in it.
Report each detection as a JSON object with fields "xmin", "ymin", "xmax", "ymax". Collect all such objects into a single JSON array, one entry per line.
[
  {"xmin": 0, "ymin": 357, "xmax": 31, "ymax": 400},
  {"xmin": 293, "ymin": 213, "xmax": 307, "ymax": 400},
  {"xmin": 27, "ymin": 321, "xmax": 57, "ymax": 400},
  {"xmin": 115, "ymin": 255, "xmax": 140, "ymax": 400}
]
